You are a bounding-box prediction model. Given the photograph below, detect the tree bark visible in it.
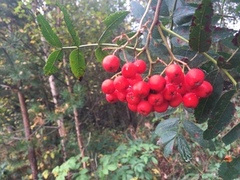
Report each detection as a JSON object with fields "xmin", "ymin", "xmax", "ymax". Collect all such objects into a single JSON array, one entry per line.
[
  {"xmin": 48, "ymin": 75, "xmax": 67, "ymax": 161},
  {"xmin": 17, "ymin": 90, "xmax": 38, "ymax": 179},
  {"xmin": 64, "ymin": 58, "xmax": 86, "ymax": 168}
]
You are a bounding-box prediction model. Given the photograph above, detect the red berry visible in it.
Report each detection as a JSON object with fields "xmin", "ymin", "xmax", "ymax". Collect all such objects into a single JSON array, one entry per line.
[
  {"xmin": 169, "ymin": 93, "xmax": 182, "ymax": 107},
  {"xmin": 137, "ymin": 100, "xmax": 153, "ymax": 116},
  {"xmin": 185, "ymin": 68, "xmax": 205, "ymax": 88},
  {"xmin": 132, "ymin": 81, "xmax": 150, "ymax": 98},
  {"xmin": 101, "ymin": 79, "xmax": 115, "ymax": 94},
  {"xmin": 121, "ymin": 62, "xmax": 137, "ymax": 78},
  {"xmin": 114, "ymin": 76, "xmax": 129, "ymax": 92},
  {"xmin": 128, "ymin": 103, "xmax": 138, "ymax": 112},
  {"xmin": 193, "ymin": 80, "xmax": 213, "ymax": 98},
  {"xmin": 116, "ymin": 90, "xmax": 127, "ymax": 102},
  {"xmin": 153, "ymin": 100, "xmax": 169, "ymax": 113},
  {"xmin": 182, "ymin": 92, "xmax": 199, "ymax": 108},
  {"xmin": 165, "ymin": 64, "xmax": 184, "ymax": 84},
  {"xmin": 148, "ymin": 75, "xmax": 166, "ymax": 92},
  {"xmin": 127, "ymin": 73, "xmax": 143, "ymax": 86},
  {"xmin": 134, "ymin": 59, "xmax": 147, "ymax": 74},
  {"xmin": 126, "ymin": 91, "xmax": 141, "ymax": 105},
  {"xmin": 176, "ymin": 82, "xmax": 187, "ymax": 95},
  {"xmin": 102, "ymin": 55, "xmax": 120, "ymax": 72},
  {"xmin": 148, "ymin": 93, "xmax": 164, "ymax": 106},
  {"xmin": 106, "ymin": 91, "xmax": 118, "ymax": 103},
  {"xmin": 162, "ymin": 83, "xmax": 177, "ymax": 101}
]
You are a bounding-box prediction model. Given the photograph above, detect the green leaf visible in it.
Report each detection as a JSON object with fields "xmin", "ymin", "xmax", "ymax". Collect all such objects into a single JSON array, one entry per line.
[
  {"xmin": 183, "ymin": 120, "xmax": 212, "ymax": 148},
  {"xmin": 173, "ymin": 5, "xmax": 196, "ymax": 26},
  {"xmin": 218, "ymin": 157, "xmax": 240, "ymax": 180},
  {"xmin": 130, "ymin": 1, "xmax": 146, "ymax": 21},
  {"xmin": 163, "ymin": 139, "xmax": 175, "ymax": 157},
  {"xmin": 44, "ymin": 50, "xmax": 63, "ymax": 75},
  {"xmin": 151, "ymin": 0, "xmax": 169, "ymax": 16},
  {"xmin": 204, "ymin": 90, "xmax": 236, "ymax": 140},
  {"xmin": 222, "ymin": 123, "xmax": 240, "ymax": 145},
  {"xmin": 98, "ymin": 11, "xmax": 129, "ymax": 44},
  {"xmin": 189, "ymin": 0, "xmax": 213, "ymax": 52},
  {"xmin": 212, "ymin": 27, "xmax": 236, "ymax": 43},
  {"xmin": 155, "ymin": 118, "xmax": 179, "ymax": 140},
  {"xmin": 194, "ymin": 70, "xmax": 224, "ymax": 123},
  {"xmin": 155, "ymin": 118, "xmax": 179, "ymax": 144},
  {"xmin": 57, "ymin": 4, "xmax": 80, "ymax": 46},
  {"xmin": 95, "ymin": 47, "xmax": 108, "ymax": 62},
  {"xmin": 107, "ymin": 164, "xmax": 118, "ymax": 171},
  {"xmin": 36, "ymin": 14, "xmax": 62, "ymax": 48},
  {"xmin": 69, "ymin": 49, "xmax": 86, "ymax": 80},
  {"xmin": 177, "ymin": 135, "xmax": 192, "ymax": 162}
]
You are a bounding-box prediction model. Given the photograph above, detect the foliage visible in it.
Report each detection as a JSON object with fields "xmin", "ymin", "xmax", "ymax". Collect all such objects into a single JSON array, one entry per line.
[{"xmin": 1, "ymin": 0, "xmax": 240, "ymax": 179}]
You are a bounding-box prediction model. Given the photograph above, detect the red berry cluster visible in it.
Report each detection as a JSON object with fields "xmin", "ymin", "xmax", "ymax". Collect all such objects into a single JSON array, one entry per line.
[{"xmin": 101, "ymin": 55, "xmax": 213, "ymax": 116}]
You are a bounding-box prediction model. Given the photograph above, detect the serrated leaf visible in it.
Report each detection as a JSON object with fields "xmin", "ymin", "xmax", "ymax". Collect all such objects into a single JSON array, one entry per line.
[
  {"xmin": 204, "ymin": 90, "xmax": 236, "ymax": 140},
  {"xmin": 69, "ymin": 49, "xmax": 86, "ymax": 79},
  {"xmin": 164, "ymin": 0, "xmax": 185, "ymax": 14},
  {"xmin": 212, "ymin": 27, "xmax": 236, "ymax": 43},
  {"xmin": 37, "ymin": 14, "xmax": 62, "ymax": 48},
  {"xmin": 155, "ymin": 118, "xmax": 179, "ymax": 145},
  {"xmin": 95, "ymin": 47, "xmax": 108, "ymax": 62},
  {"xmin": 189, "ymin": 0, "xmax": 213, "ymax": 52},
  {"xmin": 44, "ymin": 50, "xmax": 63, "ymax": 75},
  {"xmin": 57, "ymin": 4, "xmax": 80, "ymax": 46},
  {"xmin": 194, "ymin": 70, "xmax": 224, "ymax": 123},
  {"xmin": 173, "ymin": 5, "xmax": 196, "ymax": 26},
  {"xmin": 151, "ymin": 0, "xmax": 169, "ymax": 16},
  {"xmin": 130, "ymin": 1, "xmax": 146, "ymax": 21},
  {"xmin": 98, "ymin": 11, "xmax": 129, "ymax": 44},
  {"xmin": 177, "ymin": 135, "xmax": 192, "ymax": 162},
  {"xmin": 183, "ymin": 120, "xmax": 211, "ymax": 148},
  {"xmin": 222, "ymin": 123, "xmax": 240, "ymax": 145},
  {"xmin": 163, "ymin": 139, "xmax": 175, "ymax": 157},
  {"xmin": 218, "ymin": 157, "xmax": 240, "ymax": 180},
  {"xmin": 155, "ymin": 118, "xmax": 179, "ymax": 136}
]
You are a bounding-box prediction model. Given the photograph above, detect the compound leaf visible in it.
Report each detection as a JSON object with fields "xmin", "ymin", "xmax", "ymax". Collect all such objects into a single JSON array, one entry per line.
[
  {"xmin": 37, "ymin": 14, "xmax": 62, "ymax": 48},
  {"xmin": 177, "ymin": 135, "xmax": 192, "ymax": 162},
  {"xmin": 189, "ymin": 0, "xmax": 213, "ymax": 52},
  {"xmin": 222, "ymin": 123, "xmax": 240, "ymax": 145},
  {"xmin": 194, "ymin": 70, "xmax": 224, "ymax": 123},
  {"xmin": 203, "ymin": 90, "xmax": 236, "ymax": 140},
  {"xmin": 57, "ymin": 3, "xmax": 80, "ymax": 46},
  {"xmin": 44, "ymin": 50, "xmax": 63, "ymax": 75},
  {"xmin": 69, "ymin": 49, "xmax": 86, "ymax": 80},
  {"xmin": 98, "ymin": 11, "xmax": 129, "ymax": 44}
]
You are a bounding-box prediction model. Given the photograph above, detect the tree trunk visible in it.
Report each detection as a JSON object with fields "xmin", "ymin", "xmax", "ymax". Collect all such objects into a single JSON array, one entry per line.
[
  {"xmin": 32, "ymin": 0, "xmax": 68, "ymax": 162},
  {"xmin": 48, "ymin": 75, "xmax": 67, "ymax": 161},
  {"xmin": 64, "ymin": 58, "xmax": 86, "ymax": 168},
  {"xmin": 17, "ymin": 89, "xmax": 38, "ymax": 179}
]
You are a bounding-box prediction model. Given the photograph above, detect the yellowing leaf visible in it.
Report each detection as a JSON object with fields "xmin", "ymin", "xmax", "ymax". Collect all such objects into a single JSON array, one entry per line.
[
  {"xmin": 50, "ymin": 152, "xmax": 55, "ymax": 159},
  {"xmin": 42, "ymin": 170, "xmax": 49, "ymax": 179}
]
